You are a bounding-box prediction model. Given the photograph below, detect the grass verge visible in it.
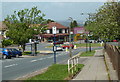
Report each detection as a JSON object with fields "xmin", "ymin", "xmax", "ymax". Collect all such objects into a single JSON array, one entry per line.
[
  {"xmin": 26, "ymin": 64, "xmax": 84, "ymax": 80},
  {"xmin": 46, "ymin": 43, "xmax": 102, "ymax": 48},
  {"xmin": 23, "ymin": 51, "xmax": 39, "ymax": 55},
  {"xmin": 80, "ymin": 50, "xmax": 95, "ymax": 57},
  {"xmin": 74, "ymin": 43, "xmax": 101, "ymax": 47}
]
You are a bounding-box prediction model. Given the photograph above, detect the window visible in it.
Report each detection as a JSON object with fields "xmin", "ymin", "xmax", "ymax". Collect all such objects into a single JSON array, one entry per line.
[
  {"xmin": 59, "ymin": 29, "xmax": 62, "ymax": 33},
  {"xmin": 65, "ymin": 29, "xmax": 67, "ymax": 33},
  {"xmin": 50, "ymin": 29, "xmax": 52, "ymax": 34}
]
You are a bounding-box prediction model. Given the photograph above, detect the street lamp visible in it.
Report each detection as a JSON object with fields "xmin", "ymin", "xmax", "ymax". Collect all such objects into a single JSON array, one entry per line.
[
  {"xmin": 68, "ymin": 17, "xmax": 73, "ymax": 58},
  {"xmin": 80, "ymin": 13, "xmax": 93, "ymax": 52}
]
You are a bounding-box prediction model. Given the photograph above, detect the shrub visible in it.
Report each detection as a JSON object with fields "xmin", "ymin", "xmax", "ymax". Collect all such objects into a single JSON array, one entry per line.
[{"xmin": 2, "ymin": 39, "xmax": 13, "ymax": 47}]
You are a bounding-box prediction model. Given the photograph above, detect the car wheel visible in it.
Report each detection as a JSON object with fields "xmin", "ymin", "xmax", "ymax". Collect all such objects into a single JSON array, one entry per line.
[
  {"xmin": 8, "ymin": 56, "xmax": 11, "ymax": 59},
  {"xmin": 2, "ymin": 55, "xmax": 7, "ymax": 59},
  {"xmin": 16, "ymin": 54, "xmax": 19, "ymax": 58}
]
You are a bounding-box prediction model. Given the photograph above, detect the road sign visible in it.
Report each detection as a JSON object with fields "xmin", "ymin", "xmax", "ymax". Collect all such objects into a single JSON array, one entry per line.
[{"xmin": 52, "ymin": 26, "xmax": 57, "ymax": 34}]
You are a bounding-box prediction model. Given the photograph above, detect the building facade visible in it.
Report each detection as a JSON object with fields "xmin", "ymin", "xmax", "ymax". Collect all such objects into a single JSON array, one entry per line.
[
  {"xmin": 0, "ymin": 22, "xmax": 7, "ymax": 40},
  {"xmin": 40, "ymin": 22, "xmax": 69, "ymax": 42},
  {"xmin": 73, "ymin": 27, "xmax": 89, "ymax": 41}
]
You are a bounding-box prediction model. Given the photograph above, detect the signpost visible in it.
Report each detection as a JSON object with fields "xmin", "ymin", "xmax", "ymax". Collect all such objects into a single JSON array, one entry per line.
[{"xmin": 52, "ymin": 26, "xmax": 57, "ymax": 64}]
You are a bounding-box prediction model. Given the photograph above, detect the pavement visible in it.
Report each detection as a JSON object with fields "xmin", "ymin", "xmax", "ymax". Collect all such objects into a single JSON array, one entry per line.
[{"xmin": 73, "ymin": 49, "xmax": 109, "ymax": 80}]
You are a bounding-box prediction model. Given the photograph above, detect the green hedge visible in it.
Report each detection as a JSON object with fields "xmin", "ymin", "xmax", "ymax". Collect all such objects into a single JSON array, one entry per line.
[{"xmin": 2, "ymin": 39, "xmax": 13, "ymax": 47}]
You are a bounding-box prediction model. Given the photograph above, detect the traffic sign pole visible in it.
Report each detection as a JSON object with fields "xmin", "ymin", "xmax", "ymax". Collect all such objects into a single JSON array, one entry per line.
[
  {"xmin": 53, "ymin": 34, "xmax": 56, "ymax": 64},
  {"xmin": 52, "ymin": 26, "xmax": 57, "ymax": 64}
]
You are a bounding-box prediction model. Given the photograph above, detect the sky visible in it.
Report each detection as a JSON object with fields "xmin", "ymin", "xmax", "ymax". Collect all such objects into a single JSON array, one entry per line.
[
  {"xmin": 0, "ymin": 0, "xmax": 111, "ymax": 2},
  {"xmin": 1, "ymin": 2, "xmax": 106, "ymax": 22}
]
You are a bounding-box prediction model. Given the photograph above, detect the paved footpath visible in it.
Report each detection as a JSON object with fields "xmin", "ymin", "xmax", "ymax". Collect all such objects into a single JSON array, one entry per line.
[{"xmin": 73, "ymin": 49, "xmax": 109, "ymax": 80}]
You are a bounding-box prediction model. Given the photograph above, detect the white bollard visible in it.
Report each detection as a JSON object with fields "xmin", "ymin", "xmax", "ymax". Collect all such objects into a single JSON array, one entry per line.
[
  {"xmin": 74, "ymin": 45, "xmax": 77, "ymax": 49},
  {"xmin": 101, "ymin": 41, "xmax": 103, "ymax": 47},
  {"xmin": 66, "ymin": 47, "xmax": 68, "ymax": 52}
]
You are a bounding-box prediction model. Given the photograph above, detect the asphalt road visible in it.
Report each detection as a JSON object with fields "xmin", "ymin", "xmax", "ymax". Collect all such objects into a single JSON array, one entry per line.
[{"xmin": 2, "ymin": 43, "xmax": 103, "ymax": 80}]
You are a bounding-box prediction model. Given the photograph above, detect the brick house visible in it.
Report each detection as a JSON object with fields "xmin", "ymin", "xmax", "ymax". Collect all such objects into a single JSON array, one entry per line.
[{"xmin": 40, "ymin": 22, "xmax": 69, "ymax": 42}]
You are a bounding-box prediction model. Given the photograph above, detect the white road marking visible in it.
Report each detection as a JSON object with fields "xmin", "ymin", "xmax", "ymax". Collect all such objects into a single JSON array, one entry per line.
[
  {"xmin": 47, "ymin": 56, "xmax": 53, "ymax": 59},
  {"xmin": 30, "ymin": 60, "xmax": 37, "ymax": 62},
  {"xmin": 4, "ymin": 64, "xmax": 18, "ymax": 68},
  {"xmin": 30, "ymin": 58, "xmax": 47, "ymax": 62}
]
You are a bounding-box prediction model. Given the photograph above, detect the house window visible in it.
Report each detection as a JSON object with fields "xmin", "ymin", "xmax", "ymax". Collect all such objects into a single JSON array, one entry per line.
[
  {"xmin": 65, "ymin": 29, "xmax": 67, "ymax": 33},
  {"xmin": 50, "ymin": 29, "xmax": 52, "ymax": 34},
  {"xmin": 59, "ymin": 29, "xmax": 62, "ymax": 33}
]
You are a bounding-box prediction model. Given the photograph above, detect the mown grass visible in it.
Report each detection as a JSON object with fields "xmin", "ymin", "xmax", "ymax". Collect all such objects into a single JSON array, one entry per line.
[
  {"xmin": 23, "ymin": 51, "xmax": 39, "ymax": 55},
  {"xmin": 26, "ymin": 64, "xmax": 84, "ymax": 80},
  {"xmin": 46, "ymin": 43, "xmax": 102, "ymax": 48},
  {"xmin": 80, "ymin": 50, "xmax": 95, "ymax": 57},
  {"xmin": 74, "ymin": 43, "xmax": 102, "ymax": 47}
]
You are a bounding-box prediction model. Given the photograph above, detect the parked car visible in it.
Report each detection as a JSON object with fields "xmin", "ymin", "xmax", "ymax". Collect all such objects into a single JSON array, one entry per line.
[
  {"xmin": 9, "ymin": 48, "xmax": 22, "ymax": 57},
  {"xmin": 56, "ymin": 45, "xmax": 63, "ymax": 51},
  {"xmin": 0, "ymin": 48, "xmax": 12, "ymax": 59},
  {"xmin": 113, "ymin": 40, "xmax": 118, "ymax": 42},
  {"xmin": 62, "ymin": 44, "xmax": 74, "ymax": 49}
]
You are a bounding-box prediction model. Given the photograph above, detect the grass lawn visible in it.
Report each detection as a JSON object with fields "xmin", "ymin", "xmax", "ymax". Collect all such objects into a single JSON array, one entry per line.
[
  {"xmin": 46, "ymin": 43, "xmax": 102, "ymax": 48},
  {"xmin": 26, "ymin": 64, "xmax": 84, "ymax": 80},
  {"xmin": 80, "ymin": 50, "xmax": 95, "ymax": 57},
  {"xmin": 23, "ymin": 51, "xmax": 39, "ymax": 55},
  {"xmin": 46, "ymin": 45, "xmax": 53, "ymax": 48},
  {"xmin": 74, "ymin": 43, "xmax": 102, "ymax": 47}
]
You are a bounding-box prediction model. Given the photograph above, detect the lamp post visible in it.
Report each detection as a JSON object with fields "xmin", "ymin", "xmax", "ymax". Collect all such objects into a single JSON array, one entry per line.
[
  {"xmin": 80, "ymin": 13, "xmax": 93, "ymax": 52},
  {"xmin": 88, "ymin": 33, "xmax": 92, "ymax": 52},
  {"xmin": 85, "ymin": 34, "xmax": 88, "ymax": 52},
  {"xmin": 52, "ymin": 26, "xmax": 57, "ymax": 64},
  {"xmin": 68, "ymin": 17, "xmax": 73, "ymax": 58}
]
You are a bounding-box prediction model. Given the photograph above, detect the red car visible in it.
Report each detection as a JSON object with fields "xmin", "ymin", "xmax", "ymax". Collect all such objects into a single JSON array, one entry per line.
[
  {"xmin": 113, "ymin": 40, "xmax": 118, "ymax": 42},
  {"xmin": 62, "ymin": 44, "xmax": 74, "ymax": 49}
]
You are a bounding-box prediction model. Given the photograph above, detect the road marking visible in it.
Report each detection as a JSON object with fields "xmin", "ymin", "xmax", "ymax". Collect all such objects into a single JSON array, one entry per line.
[
  {"xmin": 30, "ymin": 58, "xmax": 47, "ymax": 62},
  {"xmin": 30, "ymin": 60, "xmax": 37, "ymax": 62},
  {"xmin": 47, "ymin": 56, "xmax": 53, "ymax": 59},
  {"xmin": 4, "ymin": 64, "xmax": 18, "ymax": 68}
]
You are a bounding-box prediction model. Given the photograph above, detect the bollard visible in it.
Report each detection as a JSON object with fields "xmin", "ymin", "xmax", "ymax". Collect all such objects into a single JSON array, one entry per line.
[
  {"xmin": 66, "ymin": 47, "xmax": 68, "ymax": 52},
  {"xmin": 74, "ymin": 45, "xmax": 77, "ymax": 49},
  {"xmin": 101, "ymin": 41, "xmax": 103, "ymax": 47}
]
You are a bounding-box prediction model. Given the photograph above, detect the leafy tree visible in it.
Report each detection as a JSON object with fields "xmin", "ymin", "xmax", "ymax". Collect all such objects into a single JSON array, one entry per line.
[
  {"xmin": 85, "ymin": 2, "xmax": 120, "ymax": 41},
  {"xmin": 4, "ymin": 6, "xmax": 47, "ymax": 51},
  {"xmin": 47, "ymin": 19, "xmax": 54, "ymax": 23},
  {"xmin": 70, "ymin": 20, "xmax": 78, "ymax": 29},
  {"xmin": 2, "ymin": 39, "xmax": 13, "ymax": 47}
]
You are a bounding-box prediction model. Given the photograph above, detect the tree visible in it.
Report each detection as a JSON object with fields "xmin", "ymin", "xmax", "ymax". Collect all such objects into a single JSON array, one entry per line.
[
  {"xmin": 4, "ymin": 6, "xmax": 47, "ymax": 51},
  {"xmin": 2, "ymin": 39, "xmax": 13, "ymax": 47},
  {"xmin": 85, "ymin": 2, "xmax": 120, "ymax": 41},
  {"xmin": 70, "ymin": 20, "xmax": 78, "ymax": 29},
  {"xmin": 47, "ymin": 19, "xmax": 54, "ymax": 23}
]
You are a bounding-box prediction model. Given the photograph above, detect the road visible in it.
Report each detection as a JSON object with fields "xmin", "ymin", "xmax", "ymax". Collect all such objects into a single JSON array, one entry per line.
[{"xmin": 2, "ymin": 43, "xmax": 103, "ymax": 80}]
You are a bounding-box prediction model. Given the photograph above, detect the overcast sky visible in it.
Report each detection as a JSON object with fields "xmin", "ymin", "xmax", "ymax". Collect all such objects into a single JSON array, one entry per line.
[
  {"xmin": 1, "ymin": 0, "xmax": 111, "ymax": 2},
  {"xmin": 1, "ymin": 0, "xmax": 119, "ymax": 22}
]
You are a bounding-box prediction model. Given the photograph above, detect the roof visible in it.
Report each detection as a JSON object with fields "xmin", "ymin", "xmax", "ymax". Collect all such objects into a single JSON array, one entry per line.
[
  {"xmin": 0, "ymin": 22, "xmax": 7, "ymax": 30},
  {"xmin": 47, "ymin": 22, "xmax": 68, "ymax": 29}
]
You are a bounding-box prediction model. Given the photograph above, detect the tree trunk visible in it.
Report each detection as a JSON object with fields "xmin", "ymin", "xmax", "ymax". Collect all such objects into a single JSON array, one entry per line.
[{"xmin": 21, "ymin": 44, "xmax": 25, "ymax": 52}]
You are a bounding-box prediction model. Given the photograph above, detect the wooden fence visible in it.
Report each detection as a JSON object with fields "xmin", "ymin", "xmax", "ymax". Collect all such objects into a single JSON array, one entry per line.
[{"xmin": 104, "ymin": 43, "xmax": 120, "ymax": 80}]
